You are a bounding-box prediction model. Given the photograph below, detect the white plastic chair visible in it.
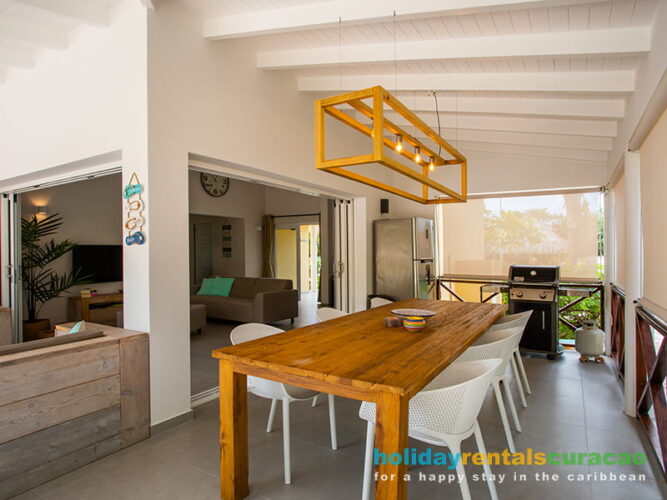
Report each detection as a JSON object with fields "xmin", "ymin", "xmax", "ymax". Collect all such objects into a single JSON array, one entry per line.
[
  {"xmin": 459, "ymin": 326, "xmax": 524, "ymax": 453},
  {"xmin": 486, "ymin": 310, "xmax": 533, "ymax": 407},
  {"xmin": 315, "ymin": 307, "xmax": 347, "ymax": 322},
  {"xmin": 230, "ymin": 323, "xmax": 338, "ymax": 485},
  {"xmin": 369, "ymin": 297, "xmax": 393, "ymax": 308},
  {"xmin": 359, "ymin": 358, "xmax": 503, "ymax": 500}
]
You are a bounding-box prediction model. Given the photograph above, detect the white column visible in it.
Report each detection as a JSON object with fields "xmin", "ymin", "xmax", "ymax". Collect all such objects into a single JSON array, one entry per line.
[
  {"xmin": 603, "ymin": 189, "xmax": 614, "ymax": 355},
  {"xmin": 623, "ymin": 150, "xmax": 641, "ymax": 418}
]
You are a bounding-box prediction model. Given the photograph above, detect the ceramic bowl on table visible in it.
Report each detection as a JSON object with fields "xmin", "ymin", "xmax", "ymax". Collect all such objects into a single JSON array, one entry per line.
[
  {"xmin": 402, "ymin": 316, "xmax": 427, "ymax": 332},
  {"xmin": 391, "ymin": 309, "xmax": 436, "ymax": 319},
  {"xmin": 391, "ymin": 309, "xmax": 436, "ymax": 332}
]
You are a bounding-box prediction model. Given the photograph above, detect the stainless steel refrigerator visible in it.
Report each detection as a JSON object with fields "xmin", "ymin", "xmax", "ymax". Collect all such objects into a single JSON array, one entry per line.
[{"xmin": 373, "ymin": 218, "xmax": 436, "ymax": 300}]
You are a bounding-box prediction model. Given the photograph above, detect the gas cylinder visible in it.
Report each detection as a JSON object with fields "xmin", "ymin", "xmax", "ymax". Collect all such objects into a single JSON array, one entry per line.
[{"xmin": 575, "ymin": 319, "xmax": 605, "ymax": 363}]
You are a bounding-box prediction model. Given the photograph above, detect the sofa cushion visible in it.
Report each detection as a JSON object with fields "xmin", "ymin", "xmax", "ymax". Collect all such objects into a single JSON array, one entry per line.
[
  {"xmin": 253, "ymin": 278, "xmax": 292, "ymax": 295},
  {"xmin": 210, "ymin": 277, "xmax": 234, "ymax": 297},
  {"xmin": 196, "ymin": 278, "xmax": 215, "ymax": 295},
  {"xmin": 229, "ymin": 278, "xmax": 257, "ymax": 299}
]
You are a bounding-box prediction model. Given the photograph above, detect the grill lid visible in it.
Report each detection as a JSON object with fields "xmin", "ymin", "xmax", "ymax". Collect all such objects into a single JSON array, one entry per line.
[{"xmin": 509, "ymin": 265, "xmax": 559, "ymax": 284}]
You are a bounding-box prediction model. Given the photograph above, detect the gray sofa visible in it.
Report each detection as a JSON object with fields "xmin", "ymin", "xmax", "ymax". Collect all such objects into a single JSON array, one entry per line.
[{"xmin": 190, "ymin": 277, "xmax": 298, "ymax": 324}]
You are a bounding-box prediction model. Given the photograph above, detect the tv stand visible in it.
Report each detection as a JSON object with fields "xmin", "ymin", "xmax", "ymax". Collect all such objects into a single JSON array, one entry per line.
[{"xmin": 68, "ymin": 292, "xmax": 124, "ymax": 326}]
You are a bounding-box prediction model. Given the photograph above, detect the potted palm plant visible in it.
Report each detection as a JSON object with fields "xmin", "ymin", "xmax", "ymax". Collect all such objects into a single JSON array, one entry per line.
[{"xmin": 21, "ymin": 213, "xmax": 91, "ymax": 341}]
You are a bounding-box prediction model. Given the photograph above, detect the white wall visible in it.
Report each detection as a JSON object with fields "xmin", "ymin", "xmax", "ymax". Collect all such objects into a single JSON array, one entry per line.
[
  {"xmin": 0, "ymin": 0, "xmax": 161, "ymax": 422},
  {"xmin": 20, "ymin": 174, "xmax": 123, "ymax": 325},
  {"xmin": 0, "ymin": 1, "xmax": 147, "ymax": 180},
  {"xmin": 189, "ymin": 171, "xmax": 265, "ymax": 276},
  {"xmin": 189, "ymin": 214, "xmax": 245, "ymax": 281}
]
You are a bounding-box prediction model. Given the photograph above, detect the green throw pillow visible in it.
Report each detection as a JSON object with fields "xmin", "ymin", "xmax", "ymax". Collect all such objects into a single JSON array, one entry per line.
[
  {"xmin": 196, "ymin": 278, "xmax": 215, "ymax": 295},
  {"xmin": 210, "ymin": 277, "xmax": 234, "ymax": 297}
]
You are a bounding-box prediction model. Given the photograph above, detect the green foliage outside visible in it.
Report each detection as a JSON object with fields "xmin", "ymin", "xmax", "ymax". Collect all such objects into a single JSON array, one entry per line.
[{"xmin": 487, "ymin": 193, "xmax": 605, "ymax": 341}]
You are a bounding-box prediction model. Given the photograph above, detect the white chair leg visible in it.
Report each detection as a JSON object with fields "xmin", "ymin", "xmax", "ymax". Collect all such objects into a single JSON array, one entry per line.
[
  {"xmin": 327, "ymin": 394, "xmax": 338, "ymax": 450},
  {"xmin": 282, "ymin": 399, "xmax": 291, "ymax": 485},
  {"xmin": 473, "ymin": 421, "xmax": 499, "ymax": 500},
  {"xmin": 492, "ymin": 379, "xmax": 516, "ymax": 453},
  {"xmin": 449, "ymin": 441, "xmax": 471, "ymax": 500},
  {"xmin": 515, "ymin": 349, "xmax": 531, "ymax": 395},
  {"xmin": 266, "ymin": 399, "xmax": 277, "ymax": 433},
  {"xmin": 312, "ymin": 395, "xmax": 318, "ymax": 407},
  {"xmin": 361, "ymin": 421, "xmax": 375, "ymax": 500},
  {"xmin": 510, "ymin": 355, "xmax": 528, "ymax": 408},
  {"xmin": 502, "ymin": 377, "xmax": 522, "ymax": 432}
]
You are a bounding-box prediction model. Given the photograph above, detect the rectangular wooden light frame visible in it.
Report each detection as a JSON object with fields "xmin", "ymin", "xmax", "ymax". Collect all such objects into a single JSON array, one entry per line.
[{"xmin": 315, "ymin": 86, "xmax": 467, "ymax": 205}]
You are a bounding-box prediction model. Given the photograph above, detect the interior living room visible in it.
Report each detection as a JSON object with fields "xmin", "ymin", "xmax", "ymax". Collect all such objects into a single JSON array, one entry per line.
[
  {"xmin": 187, "ymin": 170, "xmax": 336, "ymax": 397},
  {"xmin": 16, "ymin": 173, "xmax": 124, "ymax": 339},
  {"xmin": 0, "ymin": 1, "xmax": 666, "ymax": 500}
]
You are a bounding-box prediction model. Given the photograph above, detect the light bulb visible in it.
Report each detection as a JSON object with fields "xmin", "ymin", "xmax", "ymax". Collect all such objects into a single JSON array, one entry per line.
[
  {"xmin": 428, "ymin": 156, "xmax": 435, "ymax": 171},
  {"xmin": 395, "ymin": 135, "xmax": 403, "ymax": 153},
  {"xmin": 414, "ymin": 147, "xmax": 422, "ymax": 164}
]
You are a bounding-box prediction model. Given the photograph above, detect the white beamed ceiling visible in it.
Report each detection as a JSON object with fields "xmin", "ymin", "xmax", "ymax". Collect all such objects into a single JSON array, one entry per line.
[
  {"xmin": 0, "ymin": 0, "xmax": 118, "ymax": 83},
  {"xmin": 195, "ymin": 0, "xmax": 661, "ymax": 171}
]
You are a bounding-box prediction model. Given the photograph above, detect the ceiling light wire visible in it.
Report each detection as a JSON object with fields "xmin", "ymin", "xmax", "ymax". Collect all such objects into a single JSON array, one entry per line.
[
  {"xmin": 338, "ymin": 16, "xmax": 342, "ymax": 91},
  {"xmin": 393, "ymin": 10, "xmax": 397, "ymax": 93},
  {"xmin": 432, "ymin": 90, "xmax": 442, "ymax": 157}
]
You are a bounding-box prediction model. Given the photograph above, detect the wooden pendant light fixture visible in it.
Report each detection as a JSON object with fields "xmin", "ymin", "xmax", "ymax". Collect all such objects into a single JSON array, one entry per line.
[{"xmin": 315, "ymin": 85, "xmax": 467, "ymax": 204}]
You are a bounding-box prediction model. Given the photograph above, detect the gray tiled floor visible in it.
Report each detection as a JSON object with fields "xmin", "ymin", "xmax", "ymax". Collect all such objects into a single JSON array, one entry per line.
[
  {"xmin": 19, "ymin": 345, "xmax": 667, "ymax": 499},
  {"xmin": 190, "ymin": 293, "xmax": 320, "ymax": 395}
]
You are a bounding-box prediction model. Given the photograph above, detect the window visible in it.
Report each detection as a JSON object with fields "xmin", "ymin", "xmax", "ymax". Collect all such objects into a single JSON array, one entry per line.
[{"xmin": 440, "ymin": 191, "xmax": 603, "ymax": 280}]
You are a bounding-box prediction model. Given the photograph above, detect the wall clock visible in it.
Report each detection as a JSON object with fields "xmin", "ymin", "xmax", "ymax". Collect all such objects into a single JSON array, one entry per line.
[{"xmin": 200, "ymin": 173, "xmax": 229, "ymax": 197}]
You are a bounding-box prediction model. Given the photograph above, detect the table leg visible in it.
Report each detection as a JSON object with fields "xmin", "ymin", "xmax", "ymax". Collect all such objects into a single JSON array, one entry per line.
[
  {"xmin": 219, "ymin": 360, "xmax": 249, "ymax": 500},
  {"xmin": 374, "ymin": 393, "xmax": 409, "ymax": 500}
]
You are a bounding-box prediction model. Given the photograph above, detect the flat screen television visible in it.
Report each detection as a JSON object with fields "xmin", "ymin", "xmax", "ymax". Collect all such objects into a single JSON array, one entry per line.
[{"xmin": 72, "ymin": 245, "xmax": 123, "ymax": 283}]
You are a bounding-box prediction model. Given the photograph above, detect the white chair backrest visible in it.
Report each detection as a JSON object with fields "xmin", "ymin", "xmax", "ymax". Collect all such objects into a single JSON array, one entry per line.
[
  {"xmin": 230, "ymin": 323, "xmax": 284, "ymax": 344},
  {"xmin": 316, "ymin": 307, "xmax": 347, "ymax": 322},
  {"xmin": 490, "ymin": 310, "xmax": 532, "ymax": 332},
  {"xmin": 230, "ymin": 323, "xmax": 285, "ymax": 399},
  {"xmin": 409, "ymin": 358, "xmax": 501, "ymax": 436},
  {"xmin": 370, "ymin": 297, "xmax": 393, "ymax": 308},
  {"xmin": 456, "ymin": 326, "xmax": 523, "ymax": 377}
]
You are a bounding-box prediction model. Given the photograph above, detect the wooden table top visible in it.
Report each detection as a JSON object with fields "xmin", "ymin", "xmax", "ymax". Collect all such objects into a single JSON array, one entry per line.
[{"xmin": 212, "ymin": 299, "xmax": 506, "ymax": 399}]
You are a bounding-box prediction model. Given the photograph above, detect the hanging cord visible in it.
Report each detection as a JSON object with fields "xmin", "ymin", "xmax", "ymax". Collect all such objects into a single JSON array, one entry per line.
[
  {"xmin": 393, "ymin": 10, "xmax": 398, "ymax": 93},
  {"xmin": 432, "ymin": 90, "xmax": 442, "ymax": 157},
  {"xmin": 338, "ymin": 17, "xmax": 342, "ymax": 91},
  {"xmin": 455, "ymin": 91, "xmax": 459, "ymax": 148}
]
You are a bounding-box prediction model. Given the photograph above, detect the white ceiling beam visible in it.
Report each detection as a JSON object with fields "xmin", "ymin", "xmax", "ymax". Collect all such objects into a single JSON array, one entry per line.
[
  {"xmin": 12, "ymin": 0, "xmax": 109, "ymax": 27},
  {"xmin": 0, "ymin": 45, "xmax": 33, "ymax": 67},
  {"xmin": 0, "ymin": 18, "xmax": 69, "ymax": 49},
  {"xmin": 204, "ymin": 0, "xmax": 592, "ymax": 40},
  {"xmin": 259, "ymin": 27, "xmax": 651, "ymax": 70},
  {"xmin": 298, "ymin": 71, "xmax": 636, "ymax": 93},
  {"xmin": 393, "ymin": 127, "xmax": 613, "ymax": 150},
  {"xmin": 457, "ymin": 140, "xmax": 607, "ymax": 163},
  {"xmin": 376, "ymin": 95, "xmax": 625, "ymax": 119},
  {"xmin": 355, "ymin": 111, "xmax": 617, "ymax": 136}
]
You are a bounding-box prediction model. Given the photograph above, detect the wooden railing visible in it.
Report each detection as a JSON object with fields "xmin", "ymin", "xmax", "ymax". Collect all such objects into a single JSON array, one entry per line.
[
  {"xmin": 610, "ymin": 285, "xmax": 625, "ymax": 376},
  {"xmin": 635, "ymin": 305, "xmax": 667, "ymax": 477}
]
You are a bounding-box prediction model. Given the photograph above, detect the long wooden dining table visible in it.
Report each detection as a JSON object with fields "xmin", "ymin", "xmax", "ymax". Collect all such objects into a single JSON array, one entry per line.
[{"xmin": 212, "ymin": 298, "xmax": 506, "ymax": 500}]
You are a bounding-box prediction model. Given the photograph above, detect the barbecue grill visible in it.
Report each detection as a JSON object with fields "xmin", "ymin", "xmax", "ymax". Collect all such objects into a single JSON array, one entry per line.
[{"xmin": 508, "ymin": 265, "xmax": 563, "ymax": 359}]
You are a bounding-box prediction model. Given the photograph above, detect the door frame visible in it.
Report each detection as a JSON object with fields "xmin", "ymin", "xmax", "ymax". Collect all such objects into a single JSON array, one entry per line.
[{"xmin": 273, "ymin": 218, "xmax": 320, "ymax": 296}]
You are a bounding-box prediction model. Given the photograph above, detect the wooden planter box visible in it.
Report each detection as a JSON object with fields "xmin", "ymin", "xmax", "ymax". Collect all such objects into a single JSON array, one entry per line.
[{"xmin": 0, "ymin": 323, "xmax": 150, "ymax": 498}]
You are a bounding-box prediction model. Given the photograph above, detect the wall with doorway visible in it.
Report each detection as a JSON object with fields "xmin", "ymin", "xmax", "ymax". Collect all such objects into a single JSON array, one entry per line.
[
  {"xmin": 189, "ymin": 171, "xmax": 265, "ymax": 276},
  {"xmin": 189, "ymin": 214, "xmax": 245, "ymax": 282},
  {"xmin": 20, "ymin": 174, "xmax": 123, "ymax": 325}
]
